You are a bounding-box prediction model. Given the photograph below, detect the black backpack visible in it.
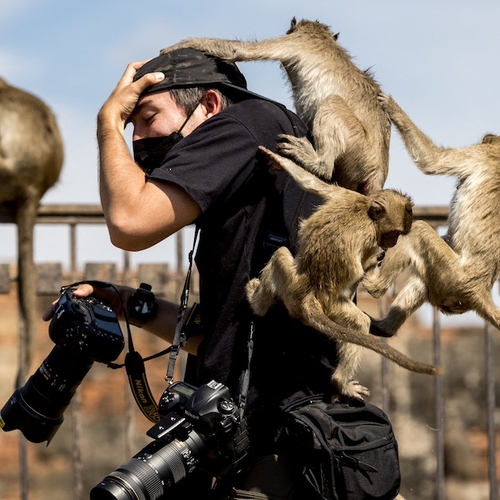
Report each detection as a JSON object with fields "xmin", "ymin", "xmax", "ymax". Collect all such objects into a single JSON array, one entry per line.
[{"xmin": 281, "ymin": 395, "xmax": 401, "ymax": 500}]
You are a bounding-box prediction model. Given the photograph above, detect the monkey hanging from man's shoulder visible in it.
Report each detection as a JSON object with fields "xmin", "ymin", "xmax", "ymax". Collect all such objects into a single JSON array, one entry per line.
[
  {"xmin": 161, "ymin": 17, "xmax": 390, "ymax": 194},
  {"xmin": 245, "ymin": 146, "xmax": 440, "ymax": 401},
  {"xmin": 363, "ymin": 92, "xmax": 500, "ymax": 337}
]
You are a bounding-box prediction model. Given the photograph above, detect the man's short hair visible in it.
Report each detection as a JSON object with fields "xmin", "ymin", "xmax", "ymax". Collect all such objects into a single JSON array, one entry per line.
[{"xmin": 169, "ymin": 87, "xmax": 234, "ymax": 115}]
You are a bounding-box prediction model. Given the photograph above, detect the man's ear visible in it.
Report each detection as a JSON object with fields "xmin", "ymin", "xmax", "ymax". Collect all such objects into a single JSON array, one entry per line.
[{"xmin": 202, "ymin": 90, "xmax": 222, "ymax": 118}]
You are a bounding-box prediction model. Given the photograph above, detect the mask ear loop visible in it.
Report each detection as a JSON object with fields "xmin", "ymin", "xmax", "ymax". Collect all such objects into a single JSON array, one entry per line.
[
  {"xmin": 149, "ymin": 95, "xmax": 206, "ymax": 158},
  {"xmin": 175, "ymin": 93, "xmax": 206, "ymax": 136}
]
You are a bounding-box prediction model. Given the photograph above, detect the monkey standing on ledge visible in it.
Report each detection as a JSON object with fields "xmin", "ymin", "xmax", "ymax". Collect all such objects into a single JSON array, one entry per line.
[
  {"xmin": 363, "ymin": 93, "xmax": 500, "ymax": 336},
  {"xmin": 246, "ymin": 147, "xmax": 440, "ymax": 401},
  {"xmin": 0, "ymin": 78, "xmax": 63, "ymax": 382},
  {"xmin": 161, "ymin": 17, "xmax": 390, "ymax": 194}
]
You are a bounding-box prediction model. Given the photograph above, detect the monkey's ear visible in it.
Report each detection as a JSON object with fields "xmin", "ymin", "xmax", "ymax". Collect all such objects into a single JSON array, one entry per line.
[
  {"xmin": 368, "ymin": 200, "xmax": 386, "ymax": 221},
  {"xmin": 482, "ymin": 134, "xmax": 500, "ymax": 145},
  {"xmin": 287, "ymin": 17, "xmax": 297, "ymax": 34}
]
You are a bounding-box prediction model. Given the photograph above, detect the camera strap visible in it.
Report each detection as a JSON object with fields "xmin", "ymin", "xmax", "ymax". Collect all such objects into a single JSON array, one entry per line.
[
  {"xmin": 237, "ymin": 320, "xmax": 254, "ymax": 421},
  {"xmin": 110, "ymin": 226, "xmax": 199, "ymax": 422},
  {"xmin": 165, "ymin": 225, "xmax": 200, "ymax": 385},
  {"xmin": 124, "ymin": 351, "xmax": 162, "ymax": 422},
  {"xmin": 121, "ymin": 226, "xmax": 199, "ymax": 420}
]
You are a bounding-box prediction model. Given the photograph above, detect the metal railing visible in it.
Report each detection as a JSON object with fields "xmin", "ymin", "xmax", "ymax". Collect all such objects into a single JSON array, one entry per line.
[{"xmin": 0, "ymin": 204, "xmax": 497, "ymax": 500}]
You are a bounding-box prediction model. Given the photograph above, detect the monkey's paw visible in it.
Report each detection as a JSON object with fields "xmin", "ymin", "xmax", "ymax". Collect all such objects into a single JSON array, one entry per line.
[
  {"xmin": 344, "ymin": 380, "xmax": 370, "ymax": 400},
  {"xmin": 245, "ymin": 278, "xmax": 260, "ymax": 302},
  {"xmin": 276, "ymin": 134, "xmax": 327, "ymax": 175},
  {"xmin": 245, "ymin": 278, "xmax": 271, "ymax": 316},
  {"xmin": 377, "ymin": 92, "xmax": 400, "ymax": 118},
  {"xmin": 377, "ymin": 92, "xmax": 390, "ymax": 109},
  {"xmin": 277, "ymin": 134, "xmax": 314, "ymax": 157},
  {"xmin": 364, "ymin": 251, "xmax": 386, "ymax": 273},
  {"xmin": 361, "ymin": 272, "xmax": 392, "ymax": 299}
]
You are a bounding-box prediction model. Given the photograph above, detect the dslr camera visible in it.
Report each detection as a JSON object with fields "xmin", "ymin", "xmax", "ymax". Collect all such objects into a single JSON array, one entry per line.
[
  {"xmin": 90, "ymin": 380, "xmax": 249, "ymax": 500},
  {"xmin": 0, "ymin": 288, "xmax": 124, "ymax": 443}
]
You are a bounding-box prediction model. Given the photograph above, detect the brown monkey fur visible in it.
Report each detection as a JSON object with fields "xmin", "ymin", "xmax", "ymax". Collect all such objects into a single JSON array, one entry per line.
[
  {"xmin": 363, "ymin": 93, "xmax": 500, "ymax": 336},
  {"xmin": 246, "ymin": 147, "xmax": 440, "ymax": 400},
  {"xmin": 0, "ymin": 78, "xmax": 63, "ymax": 378},
  {"xmin": 161, "ymin": 18, "xmax": 390, "ymax": 194}
]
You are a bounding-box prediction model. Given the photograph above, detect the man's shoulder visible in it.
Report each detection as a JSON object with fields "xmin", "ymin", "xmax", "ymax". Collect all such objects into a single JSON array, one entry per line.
[{"xmin": 221, "ymin": 98, "xmax": 307, "ymax": 137}]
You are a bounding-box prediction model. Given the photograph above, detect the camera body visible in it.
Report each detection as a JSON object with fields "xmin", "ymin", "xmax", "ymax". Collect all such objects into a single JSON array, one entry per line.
[
  {"xmin": 0, "ymin": 289, "xmax": 124, "ymax": 443},
  {"xmin": 91, "ymin": 380, "xmax": 250, "ymax": 500},
  {"xmin": 50, "ymin": 288, "xmax": 124, "ymax": 363},
  {"xmin": 153, "ymin": 380, "xmax": 242, "ymax": 454}
]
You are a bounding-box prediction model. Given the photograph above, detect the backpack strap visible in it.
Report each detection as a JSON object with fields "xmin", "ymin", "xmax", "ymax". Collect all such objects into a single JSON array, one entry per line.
[{"xmin": 259, "ymin": 107, "xmax": 320, "ymax": 266}]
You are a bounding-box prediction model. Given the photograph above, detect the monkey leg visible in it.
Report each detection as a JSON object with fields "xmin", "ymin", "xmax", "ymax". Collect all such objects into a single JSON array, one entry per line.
[
  {"xmin": 246, "ymin": 246, "xmax": 302, "ymax": 317},
  {"xmin": 383, "ymin": 227, "xmax": 500, "ymax": 332},
  {"xmin": 373, "ymin": 220, "xmax": 468, "ymax": 335},
  {"xmin": 314, "ymin": 94, "xmax": 368, "ymax": 180},
  {"xmin": 362, "ymin": 244, "xmax": 413, "ymax": 299},
  {"xmin": 394, "ymin": 221, "xmax": 464, "ymax": 290},
  {"xmin": 161, "ymin": 35, "xmax": 295, "ymax": 64},
  {"xmin": 278, "ymin": 94, "xmax": 367, "ymax": 183},
  {"xmin": 15, "ymin": 197, "xmax": 38, "ymax": 382},
  {"xmin": 371, "ymin": 275, "xmax": 428, "ymax": 337},
  {"xmin": 470, "ymin": 290, "xmax": 500, "ymax": 332},
  {"xmin": 363, "ymin": 220, "xmax": 454, "ymax": 298}
]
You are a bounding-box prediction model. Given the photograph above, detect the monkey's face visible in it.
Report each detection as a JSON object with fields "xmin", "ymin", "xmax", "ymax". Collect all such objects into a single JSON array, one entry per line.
[
  {"xmin": 368, "ymin": 191, "xmax": 413, "ymax": 250},
  {"xmin": 379, "ymin": 230, "xmax": 403, "ymax": 250}
]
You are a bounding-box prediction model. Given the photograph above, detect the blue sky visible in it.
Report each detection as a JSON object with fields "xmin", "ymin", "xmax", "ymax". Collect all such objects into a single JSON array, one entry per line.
[{"xmin": 1, "ymin": 0, "xmax": 499, "ymax": 292}]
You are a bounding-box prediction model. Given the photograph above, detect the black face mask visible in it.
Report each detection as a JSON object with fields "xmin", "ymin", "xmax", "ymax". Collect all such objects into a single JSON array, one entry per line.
[
  {"xmin": 133, "ymin": 133, "xmax": 183, "ymax": 174},
  {"xmin": 132, "ymin": 99, "xmax": 203, "ymax": 174}
]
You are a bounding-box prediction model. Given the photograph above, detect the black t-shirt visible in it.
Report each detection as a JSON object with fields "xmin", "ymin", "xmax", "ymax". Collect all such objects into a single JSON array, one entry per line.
[{"xmin": 149, "ymin": 98, "xmax": 338, "ymax": 451}]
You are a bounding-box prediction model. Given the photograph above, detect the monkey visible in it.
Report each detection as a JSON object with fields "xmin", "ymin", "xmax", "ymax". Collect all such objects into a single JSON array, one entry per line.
[
  {"xmin": 161, "ymin": 17, "xmax": 390, "ymax": 194},
  {"xmin": 0, "ymin": 78, "xmax": 63, "ymax": 381},
  {"xmin": 245, "ymin": 146, "xmax": 440, "ymax": 400},
  {"xmin": 362, "ymin": 92, "xmax": 500, "ymax": 337}
]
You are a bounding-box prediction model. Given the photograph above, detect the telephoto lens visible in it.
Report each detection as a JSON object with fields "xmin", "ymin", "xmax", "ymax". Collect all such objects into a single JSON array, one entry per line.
[
  {"xmin": 0, "ymin": 345, "xmax": 93, "ymax": 443},
  {"xmin": 90, "ymin": 431, "xmax": 206, "ymax": 500},
  {"xmin": 91, "ymin": 380, "xmax": 246, "ymax": 500}
]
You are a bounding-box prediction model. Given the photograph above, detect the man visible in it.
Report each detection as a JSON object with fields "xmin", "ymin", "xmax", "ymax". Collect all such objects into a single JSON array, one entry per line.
[{"xmin": 64, "ymin": 48, "xmax": 339, "ymax": 498}]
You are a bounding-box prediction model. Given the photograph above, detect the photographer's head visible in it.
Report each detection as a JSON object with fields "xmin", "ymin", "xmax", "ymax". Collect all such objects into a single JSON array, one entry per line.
[
  {"xmin": 130, "ymin": 48, "xmax": 265, "ymax": 173},
  {"xmin": 134, "ymin": 48, "xmax": 264, "ymax": 102}
]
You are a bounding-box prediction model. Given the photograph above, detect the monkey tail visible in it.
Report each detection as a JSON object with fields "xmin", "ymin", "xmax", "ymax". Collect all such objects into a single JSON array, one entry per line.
[{"xmin": 302, "ymin": 297, "xmax": 441, "ymax": 376}]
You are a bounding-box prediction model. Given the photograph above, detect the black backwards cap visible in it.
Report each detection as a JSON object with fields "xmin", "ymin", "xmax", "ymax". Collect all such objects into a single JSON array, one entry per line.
[{"xmin": 133, "ymin": 48, "xmax": 269, "ymax": 102}]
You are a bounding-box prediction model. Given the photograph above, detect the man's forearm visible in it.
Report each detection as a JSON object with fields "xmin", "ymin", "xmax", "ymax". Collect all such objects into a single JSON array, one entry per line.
[
  {"xmin": 96, "ymin": 109, "xmax": 159, "ymax": 249},
  {"xmin": 97, "ymin": 115, "xmax": 144, "ymax": 218}
]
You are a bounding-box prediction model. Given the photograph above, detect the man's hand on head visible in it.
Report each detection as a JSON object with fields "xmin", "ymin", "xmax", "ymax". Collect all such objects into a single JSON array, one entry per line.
[{"xmin": 98, "ymin": 61, "xmax": 165, "ymax": 130}]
